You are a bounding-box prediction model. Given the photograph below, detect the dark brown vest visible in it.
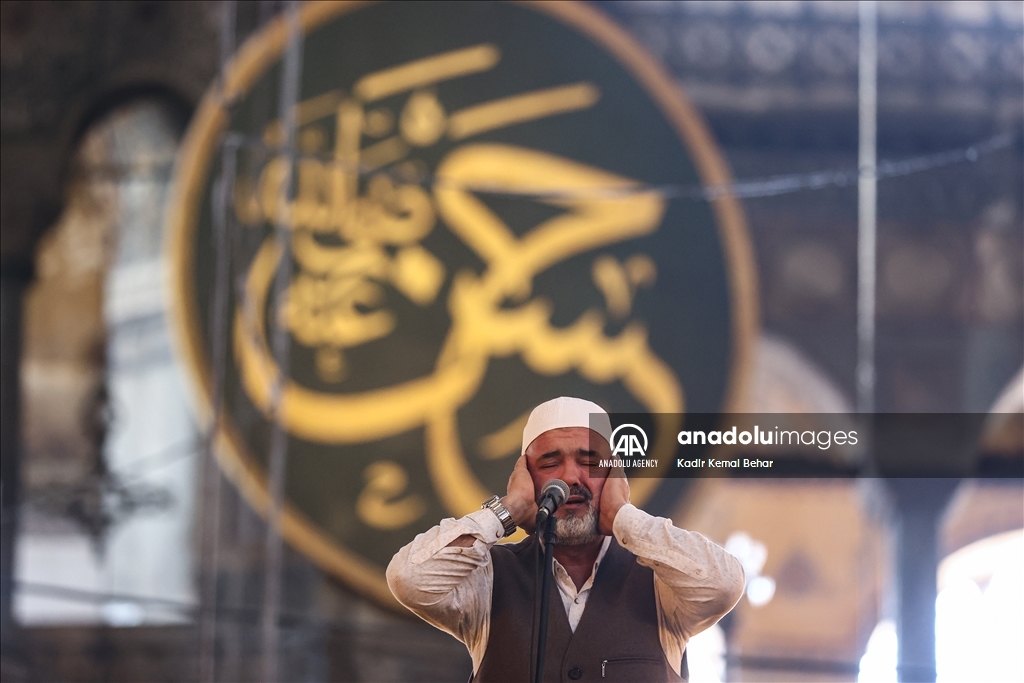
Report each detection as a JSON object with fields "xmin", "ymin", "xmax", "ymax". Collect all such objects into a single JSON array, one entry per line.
[{"xmin": 472, "ymin": 535, "xmax": 686, "ymax": 683}]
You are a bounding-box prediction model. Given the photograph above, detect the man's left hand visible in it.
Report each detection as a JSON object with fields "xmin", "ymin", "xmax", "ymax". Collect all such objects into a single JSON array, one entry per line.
[{"xmin": 598, "ymin": 469, "xmax": 630, "ymax": 536}]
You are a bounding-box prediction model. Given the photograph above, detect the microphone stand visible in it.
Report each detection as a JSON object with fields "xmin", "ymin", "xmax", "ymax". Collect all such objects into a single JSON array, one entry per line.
[{"xmin": 534, "ymin": 513, "xmax": 557, "ymax": 683}]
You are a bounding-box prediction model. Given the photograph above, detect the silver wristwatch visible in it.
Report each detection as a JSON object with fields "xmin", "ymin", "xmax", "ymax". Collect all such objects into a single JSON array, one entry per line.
[{"xmin": 482, "ymin": 495, "xmax": 517, "ymax": 538}]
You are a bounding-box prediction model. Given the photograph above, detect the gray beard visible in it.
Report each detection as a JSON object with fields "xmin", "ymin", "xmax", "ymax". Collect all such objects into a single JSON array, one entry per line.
[{"xmin": 554, "ymin": 504, "xmax": 601, "ymax": 545}]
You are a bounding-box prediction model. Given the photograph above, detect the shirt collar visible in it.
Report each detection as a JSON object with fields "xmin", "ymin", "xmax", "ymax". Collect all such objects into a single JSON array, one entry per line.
[
  {"xmin": 593, "ymin": 534, "xmax": 612, "ymax": 573},
  {"xmin": 551, "ymin": 535, "xmax": 612, "ymax": 587}
]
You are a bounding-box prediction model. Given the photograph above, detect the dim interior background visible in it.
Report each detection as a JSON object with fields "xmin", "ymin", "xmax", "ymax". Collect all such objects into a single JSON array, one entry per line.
[{"xmin": 1, "ymin": 1, "xmax": 1022, "ymax": 682}]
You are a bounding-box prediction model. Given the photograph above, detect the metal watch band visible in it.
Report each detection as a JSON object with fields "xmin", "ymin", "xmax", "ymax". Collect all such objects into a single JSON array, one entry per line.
[{"xmin": 481, "ymin": 495, "xmax": 517, "ymax": 538}]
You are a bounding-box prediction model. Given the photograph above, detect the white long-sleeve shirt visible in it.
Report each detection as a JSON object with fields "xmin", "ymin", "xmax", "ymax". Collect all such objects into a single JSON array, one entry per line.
[{"xmin": 386, "ymin": 503, "xmax": 745, "ymax": 677}]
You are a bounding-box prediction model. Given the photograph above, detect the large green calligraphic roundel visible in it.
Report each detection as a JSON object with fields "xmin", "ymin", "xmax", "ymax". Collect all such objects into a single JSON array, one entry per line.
[{"xmin": 169, "ymin": 1, "xmax": 756, "ymax": 608}]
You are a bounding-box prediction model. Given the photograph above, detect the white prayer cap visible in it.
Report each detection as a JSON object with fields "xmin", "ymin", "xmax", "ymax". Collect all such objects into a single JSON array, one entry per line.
[{"xmin": 521, "ymin": 397, "xmax": 612, "ymax": 455}]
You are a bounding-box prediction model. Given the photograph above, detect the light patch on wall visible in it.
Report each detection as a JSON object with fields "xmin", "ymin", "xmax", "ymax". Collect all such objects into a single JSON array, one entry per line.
[
  {"xmin": 780, "ymin": 242, "xmax": 845, "ymax": 302},
  {"xmin": 882, "ymin": 244, "xmax": 953, "ymax": 310}
]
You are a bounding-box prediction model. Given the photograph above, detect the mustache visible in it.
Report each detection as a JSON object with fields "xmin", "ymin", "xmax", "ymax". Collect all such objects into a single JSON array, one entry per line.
[{"xmin": 567, "ymin": 485, "xmax": 592, "ymax": 502}]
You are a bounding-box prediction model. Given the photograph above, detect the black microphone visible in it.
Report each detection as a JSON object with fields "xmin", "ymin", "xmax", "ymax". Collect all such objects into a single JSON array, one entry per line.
[{"xmin": 535, "ymin": 479, "xmax": 569, "ymax": 528}]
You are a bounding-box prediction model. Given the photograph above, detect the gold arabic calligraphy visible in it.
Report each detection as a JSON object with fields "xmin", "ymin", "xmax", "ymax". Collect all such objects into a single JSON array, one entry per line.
[{"xmin": 230, "ymin": 44, "xmax": 685, "ymax": 527}]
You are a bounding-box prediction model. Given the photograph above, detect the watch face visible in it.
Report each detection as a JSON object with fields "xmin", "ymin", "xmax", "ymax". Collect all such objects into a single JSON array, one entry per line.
[{"xmin": 169, "ymin": 0, "xmax": 755, "ymax": 609}]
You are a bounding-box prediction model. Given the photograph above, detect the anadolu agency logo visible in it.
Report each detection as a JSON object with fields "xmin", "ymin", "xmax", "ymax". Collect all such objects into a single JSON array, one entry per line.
[
  {"xmin": 168, "ymin": 1, "xmax": 756, "ymax": 609},
  {"xmin": 600, "ymin": 422, "xmax": 660, "ymax": 471},
  {"xmin": 611, "ymin": 424, "xmax": 648, "ymax": 458}
]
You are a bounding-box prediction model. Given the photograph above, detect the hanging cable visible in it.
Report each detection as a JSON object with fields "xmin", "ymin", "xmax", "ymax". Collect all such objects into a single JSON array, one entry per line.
[
  {"xmin": 70, "ymin": 131, "xmax": 1013, "ymax": 200},
  {"xmin": 214, "ymin": 129, "xmax": 1014, "ymax": 203}
]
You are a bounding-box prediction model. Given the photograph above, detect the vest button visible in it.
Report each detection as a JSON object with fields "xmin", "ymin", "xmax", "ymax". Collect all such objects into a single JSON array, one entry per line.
[{"xmin": 568, "ymin": 667, "xmax": 582, "ymax": 679}]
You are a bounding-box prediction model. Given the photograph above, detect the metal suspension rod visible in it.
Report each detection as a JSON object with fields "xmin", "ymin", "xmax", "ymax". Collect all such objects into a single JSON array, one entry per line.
[
  {"xmin": 261, "ymin": 3, "xmax": 303, "ymax": 682},
  {"xmin": 857, "ymin": 0, "xmax": 878, "ymax": 417},
  {"xmin": 199, "ymin": 3, "xmax": 237, "ymax": 681}
]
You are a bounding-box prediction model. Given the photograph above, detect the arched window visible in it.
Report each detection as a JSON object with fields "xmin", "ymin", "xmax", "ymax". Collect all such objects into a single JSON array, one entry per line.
[
  {"xmin": 18, "ymin": 99, "xmax": 198, "ymax": 626},
  {"xmin": 858, "ymin": 529, "xmax": 1024, "ymax": 682}
]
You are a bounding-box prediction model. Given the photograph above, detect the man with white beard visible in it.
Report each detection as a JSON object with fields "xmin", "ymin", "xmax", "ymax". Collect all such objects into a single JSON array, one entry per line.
[{"xmin": 387, "ymin": 397, "xmax": 744, "ymax": 682}]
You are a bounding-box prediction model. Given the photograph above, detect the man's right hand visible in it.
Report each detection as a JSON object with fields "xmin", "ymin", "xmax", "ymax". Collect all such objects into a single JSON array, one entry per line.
[
  {"xmin": 449, "ymin": 455, "xmax": 536, "ymax": 548},
  {"xmin": 502, "ymin": 454, "xmax": 537, "ymax": 533}
]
